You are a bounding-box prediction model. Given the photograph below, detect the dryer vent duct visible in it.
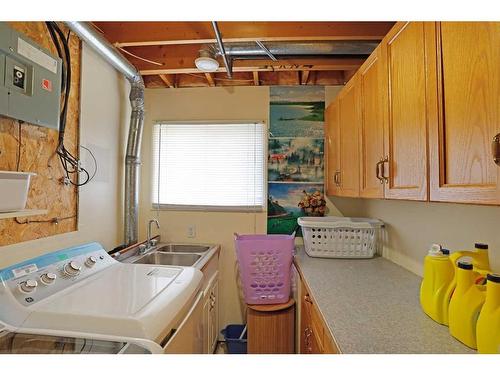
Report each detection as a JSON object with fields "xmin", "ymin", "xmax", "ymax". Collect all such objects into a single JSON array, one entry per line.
[
  {"xmin": 198, "ymin": 37, "xmax": 379, "ymax": 77},
  {"xmin": 65, "ymin": 21, "xmax": 144, "ymax": 246},
  {"xmin": 217, "ymin": 40, "xmax": 379, "ymax": 58}
]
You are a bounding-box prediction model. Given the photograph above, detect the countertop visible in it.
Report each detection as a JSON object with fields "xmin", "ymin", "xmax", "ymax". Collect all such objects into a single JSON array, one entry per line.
[{"xmin": 294, "ymin": 246, "xmax": 474, "ymax": 354}]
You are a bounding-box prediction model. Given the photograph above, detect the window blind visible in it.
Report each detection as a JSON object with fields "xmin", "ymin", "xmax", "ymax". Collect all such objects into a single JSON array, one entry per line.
[{"xmin": 152, "ymin": 122, "xmax": 265, "ymax": 210}]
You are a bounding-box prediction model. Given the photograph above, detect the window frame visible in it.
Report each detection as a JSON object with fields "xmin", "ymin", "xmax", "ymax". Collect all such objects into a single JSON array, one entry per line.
[{"xmin": 150, "ymin": 120, "xmax": 267, "ymax": 213}]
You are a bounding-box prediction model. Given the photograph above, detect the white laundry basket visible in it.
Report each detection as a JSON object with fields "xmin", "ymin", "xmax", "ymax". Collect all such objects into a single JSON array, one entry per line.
[{"xmin": 298, "ymin": 216, "xmax": 384, "ymax": 259}]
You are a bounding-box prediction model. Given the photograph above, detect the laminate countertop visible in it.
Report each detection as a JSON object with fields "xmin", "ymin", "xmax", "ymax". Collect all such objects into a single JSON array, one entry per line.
[{"xmin": 294, "ymin": 246, "xmax": 474, "ymax": 354}]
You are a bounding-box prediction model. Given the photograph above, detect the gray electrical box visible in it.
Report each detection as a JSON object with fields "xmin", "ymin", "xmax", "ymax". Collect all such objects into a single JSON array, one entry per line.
[{"xmin": 0, "ymin": 22, "xmax": 62, "ymax": 130}]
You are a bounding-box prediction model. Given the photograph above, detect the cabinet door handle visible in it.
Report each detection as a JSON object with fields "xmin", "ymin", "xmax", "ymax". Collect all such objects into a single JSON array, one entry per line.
[
  {"xmin": 381, "ymin": 156, "xmax": 389, "ymax": 184},
  {"xmin": 493, "ymin": 133, "xmax": 500, "ymax": 166},
  {"xmin": 333, "ymin": 170, "xmax": 341, "ymax": 187},
  {"xmin": 304, "ymin": 294, "xmax": 313, "ymax": 304},
  {"xmin": 376, "ymin": 159, "xmax": 384, "ymax": 183}
]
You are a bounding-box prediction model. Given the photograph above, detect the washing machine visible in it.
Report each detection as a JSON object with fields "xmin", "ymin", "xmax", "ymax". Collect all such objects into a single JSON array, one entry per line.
[{"xmin": 0, "ymin": 242, "xmax": 204, "ymax": 354}]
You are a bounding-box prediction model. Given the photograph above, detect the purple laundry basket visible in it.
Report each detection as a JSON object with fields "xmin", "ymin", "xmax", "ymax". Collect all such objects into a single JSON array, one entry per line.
[{"xmin": 234, "ymin": 233, "xmax": 294, "ymax": 305}]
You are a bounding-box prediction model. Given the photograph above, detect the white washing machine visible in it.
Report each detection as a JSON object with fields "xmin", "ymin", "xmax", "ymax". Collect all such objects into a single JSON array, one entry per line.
[{"xmin": 0, "ymin": 242, "xmax": 204, "ymax": 354}]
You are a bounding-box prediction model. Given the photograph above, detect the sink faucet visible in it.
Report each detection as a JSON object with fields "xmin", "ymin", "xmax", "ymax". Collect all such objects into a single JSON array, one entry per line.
[{"xmin": 140, "ymin": 219, "xmax": 160, "ymax": 255}]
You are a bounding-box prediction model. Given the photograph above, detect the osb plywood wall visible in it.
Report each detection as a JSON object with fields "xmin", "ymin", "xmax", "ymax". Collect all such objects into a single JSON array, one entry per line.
[{"xmin": 0, "ymin": 22, "xmax": 81, "ymax": 246}]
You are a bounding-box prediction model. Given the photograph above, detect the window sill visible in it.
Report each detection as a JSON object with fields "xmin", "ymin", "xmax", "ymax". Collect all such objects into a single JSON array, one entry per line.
[{"xmin": 151, "ymin": 204, "xmax": 265, "ymax": 213}]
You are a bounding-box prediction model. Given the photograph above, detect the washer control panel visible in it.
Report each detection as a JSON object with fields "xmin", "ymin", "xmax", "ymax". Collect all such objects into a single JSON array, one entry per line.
[{"xmin": 0, "ymin": 243, "xmax": 115, "ymax": 306}]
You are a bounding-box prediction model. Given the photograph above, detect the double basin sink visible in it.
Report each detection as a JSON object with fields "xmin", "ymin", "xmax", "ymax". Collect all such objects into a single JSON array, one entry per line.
[{"xmin": 127, "ymin": 244, "xmax": 212, "ymax": 267}]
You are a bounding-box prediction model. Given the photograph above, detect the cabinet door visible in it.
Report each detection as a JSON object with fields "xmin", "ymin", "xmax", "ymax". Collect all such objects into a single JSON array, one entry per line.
[
  {"xmin": 381, "ymin": 22, "xmax": 428, "ymax": 200},
  {"xmin": 359, "ymin": 46, "xmax": 385, "ymax": 198},
  {"xmin": 325, "ymin": 102, "xmax": 340, "ymax": 196},
  {"xmin": 202, "ymin": 294, "xmax": 211, "ymax": 353},
  {"xmin": 208, "ymin": 278, "xmax": 219, "ymax": 353},
  {"xmin": 337, "ymin": 74, "xmax": 361, "ymax": 197},
  {"xmin": 426, "ymin": 22, "xmax": 500, "ymax": 204}
]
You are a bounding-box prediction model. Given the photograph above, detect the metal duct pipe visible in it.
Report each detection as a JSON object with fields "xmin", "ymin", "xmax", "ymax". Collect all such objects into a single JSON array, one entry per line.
[
  {"xmin": 213, "ymin": 40, "xmax": 379, "ymax": 58},
  {"xmin": 211, "ymin": 22, "xmax": 232, "ymax": 78},
  {"xmin": 65, "ymin": 22, "xmax": 144, "ymax": 246}
]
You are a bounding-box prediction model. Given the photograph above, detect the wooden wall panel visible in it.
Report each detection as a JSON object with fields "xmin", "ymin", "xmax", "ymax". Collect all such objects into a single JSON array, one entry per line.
[{"xmin": 0, "ymin": 22, "xmax": 80, "ymax": 246}]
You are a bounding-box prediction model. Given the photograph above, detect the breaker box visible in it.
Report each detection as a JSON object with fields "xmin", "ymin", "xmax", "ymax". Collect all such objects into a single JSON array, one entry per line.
[{"xmin": 0, "ymin": 22, "xmax": 62, "ymax": 130}]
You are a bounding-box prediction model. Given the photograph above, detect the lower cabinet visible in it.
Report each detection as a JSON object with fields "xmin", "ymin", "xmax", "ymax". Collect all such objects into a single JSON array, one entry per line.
[
  {"xmin": 202, "ymin": 272, "xmax": 219, "ymax": 354},
  {"xmin": 299, "ymin": 277, "xmax": 339, "ymax": 354}
]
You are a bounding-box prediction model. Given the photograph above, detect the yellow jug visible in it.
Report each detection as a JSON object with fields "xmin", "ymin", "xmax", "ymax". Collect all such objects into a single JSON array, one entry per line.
[
  {"xmin": 476, "ymin": 274, "xmax": 500, "ymax": 354},
  {"xmin": 448, "ymin": 261, "xmax": 487, "ymax": 349},
  {"xmin": 420, "ymin": 245, "xmax": 455, "ymax": 325},
  {"xmin": 469, "ymin": 243, "xmax": 490, "ymax": 272}
]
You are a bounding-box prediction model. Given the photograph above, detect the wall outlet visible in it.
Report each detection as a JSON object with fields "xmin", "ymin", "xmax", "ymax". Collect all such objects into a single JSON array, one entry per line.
[{"xmin": 187, "ymin": 225, "xmax": 196, "ymax": 238}]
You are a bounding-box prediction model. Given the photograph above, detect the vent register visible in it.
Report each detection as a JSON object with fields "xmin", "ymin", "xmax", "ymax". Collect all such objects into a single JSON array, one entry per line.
[{"xmin": 0, "ymin": 22, "xmax": 62, "ymax": 130}]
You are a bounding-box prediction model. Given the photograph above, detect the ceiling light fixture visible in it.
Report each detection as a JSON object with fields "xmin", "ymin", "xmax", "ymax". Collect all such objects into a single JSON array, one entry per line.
[{"xmin": 195, "ymin": 48, "xmax": 219, "ymax": 72}]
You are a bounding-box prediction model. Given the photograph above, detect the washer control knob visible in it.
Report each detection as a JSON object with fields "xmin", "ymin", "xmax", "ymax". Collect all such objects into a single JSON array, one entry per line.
[
  {"xmin": 85, "ymin": 256, "xmax": 97, "ymax": 268},
  {"xmin": 40, "ymin": 272, "xmax": 57, "ymax": 285},
  {"xmin": 64, "ymin": 261, "xmax": 82, "ymax": 277},
  {"xmin": 19, "ymin": 279, "xmax": 38, "ymax": 293}
]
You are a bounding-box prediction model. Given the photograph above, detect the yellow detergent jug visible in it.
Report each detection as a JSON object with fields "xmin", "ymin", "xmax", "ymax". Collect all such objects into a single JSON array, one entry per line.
[
  {"xmin": 448, "ymin": 243, "xmax": 490, "ymax": 273},
  {"xmin": 420, "ymin": 244, "xmax": 455, "ymax": 325},
  {"xmin": 448, "ymin": 261, "xmax": 487, "ymax": 349},
  {"xmin": 470, "ymin": 243, "xmax": 490, "ymax": 272},
  {"xmin": 476, "ymin": 273, "xmax": 500, "ymax": 354}
]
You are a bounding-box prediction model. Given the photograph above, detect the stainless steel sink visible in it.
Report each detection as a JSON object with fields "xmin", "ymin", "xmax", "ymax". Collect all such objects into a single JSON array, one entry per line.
[
  {"xmin": 157, "ymin": 244, "xmax": 210, "ymax": 253},
  {"xmin": 133, "ymin": 252, "xmax": 202, "ymax": 267}
]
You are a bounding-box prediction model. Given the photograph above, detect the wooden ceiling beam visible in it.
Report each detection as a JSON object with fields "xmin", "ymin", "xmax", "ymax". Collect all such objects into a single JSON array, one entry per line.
[
  {"xmin": 93, "ymin": 21, "xmax": 395, "ymax": 45},
  {"xmin": 141, "ymin": 63, "xmax": 363, "ymax": 76},
  {"xmin": 114, "ymin": 36, "xmax": 383, "ymax": 48},
  {"xmin": 159, "ymin": 74, "xmax": 176, "ymax": 88},
  {"xmin": 300, "ymin": 70, "xmax": 311, "ymax": 85},
  {"xmin": 205, "ymin": 73, "xmax": 215, "ymax": 87},
  {"xmin": 253, "ymin": 71, "xmax": 259, "ymax": 86}
]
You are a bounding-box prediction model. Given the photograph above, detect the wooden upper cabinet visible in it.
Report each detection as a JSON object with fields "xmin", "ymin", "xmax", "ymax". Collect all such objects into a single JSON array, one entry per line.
[
  {"xmin": 359, "ymin": 46, "xmax": 385, "ymax": 198},
  {"xmin": 426, "ymin": 22, "xmax": 500, "ymax": 204},
  {"xmin": 325, "ymin": 102, "xmax": 340, "ymax": 196},
  {"xmin": 337, "ymin": 74, "xmax": 361, "ymax": 197},
  {"xmin": 381, "ymin": 22, "xmax": 428, "ymax": 201}
]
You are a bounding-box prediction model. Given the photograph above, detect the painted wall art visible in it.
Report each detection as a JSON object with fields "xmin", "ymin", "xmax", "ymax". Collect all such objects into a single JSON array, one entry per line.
[
  {"xmin": 267, "ymin": 86, "xmax": 326, "ymax": 235},
  {"xmin": 268, "ymin": 137, "xmax": 324, "ymax": 182},
  {"xmin": 269, "ymin": 86, "xmax": 325, "ymax": 138},
  {"xmin": 267, "ymin": 183, "xmax": 325, "ymax": 234}
]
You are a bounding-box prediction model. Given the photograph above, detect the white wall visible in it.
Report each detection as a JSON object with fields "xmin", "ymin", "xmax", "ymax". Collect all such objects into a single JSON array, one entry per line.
[
  {"xmin": 0, "ymin": 44, "xmax": 128, "ymax": 268},
  {"xmin": 330, "ymin": 197, "xmax": 500, "ymax": 276},
  {"xmin": 139, "ymin": 86, "xmax": 269, "ymax": 329}
]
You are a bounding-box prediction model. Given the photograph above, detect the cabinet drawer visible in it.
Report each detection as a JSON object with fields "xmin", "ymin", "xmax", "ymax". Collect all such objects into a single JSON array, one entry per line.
[{"xmin": 300, "ymin": 279, "xmax": 339, "ymax": 354}]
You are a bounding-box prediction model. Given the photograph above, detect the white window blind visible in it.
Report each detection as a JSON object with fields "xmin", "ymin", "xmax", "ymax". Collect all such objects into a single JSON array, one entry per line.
[{"xmin": 152, "ymin": 122, "xmax": 265, "ymax": 210}]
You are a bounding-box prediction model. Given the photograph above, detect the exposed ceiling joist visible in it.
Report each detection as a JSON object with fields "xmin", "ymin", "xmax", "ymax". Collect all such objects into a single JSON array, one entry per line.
[
  {"xmin": 205, "ymin": 73, "xmax": 215, "ymax": 87},
  {"xmin": 140, "ymin": 58, "xmax": 365, "ymax": 76},
  {"xmin": 253, "ymin": 71, "xmax": 259, "ymax": 86},
  {"xmin": 159, "ymin": 74, "xmax": 176, "ymax": 88},
  {"xmin": 93, "ymin": 21, "xmax": 395, "ymax": 47},
  {"xmin": 301, "ymin": 70, "xmax": 310, "ymax": 85},
  {"xmin": 92, "ymin": 21, "xmax": 395, "ymax": 88}
]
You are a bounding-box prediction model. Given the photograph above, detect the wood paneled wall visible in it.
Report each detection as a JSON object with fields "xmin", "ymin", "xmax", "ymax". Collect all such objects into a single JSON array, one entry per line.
[{"xmin": 0, "ymin": 22, "xmax": 81, "ymax": 246}]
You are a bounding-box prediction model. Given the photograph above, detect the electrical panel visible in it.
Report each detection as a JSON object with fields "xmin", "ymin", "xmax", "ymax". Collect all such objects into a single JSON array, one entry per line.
[{"xmin": 0, "ymin": 22, "xmax": 62, "ymax": 130}]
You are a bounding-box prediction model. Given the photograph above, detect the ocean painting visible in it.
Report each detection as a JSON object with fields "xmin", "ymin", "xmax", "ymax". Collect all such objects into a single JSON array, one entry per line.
[
  {"xmin": 268, "ymin": 138, "xmax": 324, "ymax": 182},
  {"xmin": 267, "ymin": 183, "xmax": 324, "ymax": 235},
  {"xmin": 270, "ymin": 86, "xmax": 325, "ymax": 138}
]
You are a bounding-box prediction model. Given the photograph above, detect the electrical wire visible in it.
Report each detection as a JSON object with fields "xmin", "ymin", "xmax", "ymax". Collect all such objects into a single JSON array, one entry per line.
[
  {"xmin": 45, "ymin": 21, "xmax": 95, "ymax": 187},
  {"xmin": 16, "ymin": 121, "xmax": 23, "ymax": 171},
  {"xmin": 80, "ymin": 145, "xmax": 98, "ymax": 182},
  {"xmin": 117, "ymin": 46, "xmax": 163, "ymax": 66},
  {"xmin": 14, "ymin": 214, "xmax": 76, "ymax": 225}
]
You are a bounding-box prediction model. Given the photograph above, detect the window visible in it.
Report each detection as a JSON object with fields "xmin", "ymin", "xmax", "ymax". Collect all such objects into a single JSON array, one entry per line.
[{"xmin": 152, "ymin": 122, "xmax": 265, "ymax": 211}]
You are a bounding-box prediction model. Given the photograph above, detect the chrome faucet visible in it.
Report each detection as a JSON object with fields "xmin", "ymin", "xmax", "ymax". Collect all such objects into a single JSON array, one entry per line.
[{"xmin": 139, "ymin": 219, "xmax": 160, "ymax": 255}]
